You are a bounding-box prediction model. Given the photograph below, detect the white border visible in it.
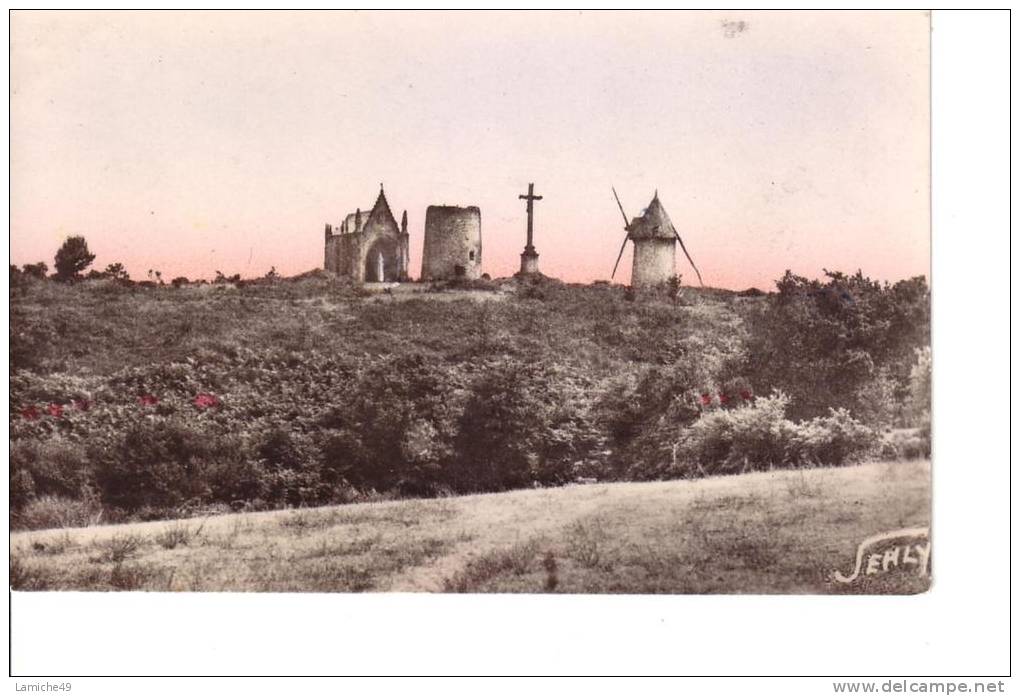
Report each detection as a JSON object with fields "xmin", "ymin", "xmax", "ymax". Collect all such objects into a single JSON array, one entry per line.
[{"xmin": 5, "ymin": 8, "xmax": 1014, "ymax": 685}]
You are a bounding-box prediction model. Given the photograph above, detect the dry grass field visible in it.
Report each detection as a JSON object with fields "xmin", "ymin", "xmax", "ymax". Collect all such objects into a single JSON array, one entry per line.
[{"xmin": 11, "ymin": 459, "xmax": 930, "ymax": 594}]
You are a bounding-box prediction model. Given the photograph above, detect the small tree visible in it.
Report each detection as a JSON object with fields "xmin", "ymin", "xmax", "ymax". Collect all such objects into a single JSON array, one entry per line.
[
  {"xmin": 103, "ymin": 262, "xmax": 130, "ymax": 282},
  {"xmin": 53, "ymin": 236, "xmax": 95, "ymax": 281},
  {"xmin": 21, "ymin": 262, "xmax": 48, "ymax": 280},
  {"xmin": 667, "ymin": 273, "xmax": 683, "ymax": 304}
]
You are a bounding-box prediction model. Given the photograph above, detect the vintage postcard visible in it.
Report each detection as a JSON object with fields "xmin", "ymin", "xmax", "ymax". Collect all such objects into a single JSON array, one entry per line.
[{"xmin": 10, "ymin": 10, "xmax": 931, "ymax": 597}]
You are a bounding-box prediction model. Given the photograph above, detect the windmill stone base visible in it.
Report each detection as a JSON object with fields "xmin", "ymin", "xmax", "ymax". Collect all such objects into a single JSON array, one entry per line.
[{"xmin": 631, "ymin": 238, "xmax": 676, "ymax": 288}]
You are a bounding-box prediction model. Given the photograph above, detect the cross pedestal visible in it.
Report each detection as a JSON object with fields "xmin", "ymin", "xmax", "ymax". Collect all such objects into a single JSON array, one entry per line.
[{"xmin": 520, "ymin": 246, "xmax": 540, "ymax": 274}]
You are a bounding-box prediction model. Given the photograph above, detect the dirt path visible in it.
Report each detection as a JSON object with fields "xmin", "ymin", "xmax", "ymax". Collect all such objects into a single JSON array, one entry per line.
[{"xmin": 384, "ymin": 484, "xmax": 626, "ymax": 591}]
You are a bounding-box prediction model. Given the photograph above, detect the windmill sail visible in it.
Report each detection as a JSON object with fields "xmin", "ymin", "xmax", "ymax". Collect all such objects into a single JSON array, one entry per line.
[
  {"xmin": 611, "ymin": 235, "xmax": 629, "ymax": 279},
  {"xmin": 610, "ymin": 186, "xmax": 630, "ymax": 279},
  {"xmin": 672, "ymin": 224, "xmax": 704, "ymax": 287}
]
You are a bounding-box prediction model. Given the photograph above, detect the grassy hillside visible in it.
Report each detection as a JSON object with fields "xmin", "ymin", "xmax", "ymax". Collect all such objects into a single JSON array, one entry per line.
[
  {"xmin": 10, "ymin": 271, "xmax": 929, "ymax": 530},
  {"xmin": 11, "ymin": 460, "xmax": 930, "ymax": 594}
]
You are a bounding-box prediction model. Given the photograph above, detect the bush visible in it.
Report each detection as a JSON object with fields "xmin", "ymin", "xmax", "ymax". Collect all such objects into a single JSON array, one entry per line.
[
  {"xmin": 454, "ymin": 361, "xmax": 542, "ymax": 491},
  {"xmin": 250, "ymin": 429, "xmax": 329, "ymax": 507},
  {"xmin": 14, "ymin": 495, "xmax": 104, "ymax": 531},
  {"xmin": 909, "ymin": 347, "xmax": 932, "ymax": 421},
  {"xmin": 453, "ymin": 359, "xmax": 599, "ymax": 491},
  {"xmin": 607, "ymin": 352, "xmax": 742, "ymax": 481},
  {"xmin": 787, "ymin": 408, "xmax": 874, "ymax": 467},
  {"xmin": 101, "ymin": 263, "xmax": 131, "ymax": 282},
  {"xmin": 10, "ymin": 467, "xmax": 36, "ymax": 510},
  {"xmin": 744, "ymin": 270, "xmax": 930, "ymax": 424},
  {"xmin": 154, "ymin": 523, "xmax": 202, "ymax": 549},
  {"xmin": 94, "ymin": 533, "xmax": 145, "ymax": 563},
  {"xmin": 317, "ymin": 354, "xmax": 462, "ymax": 495},
  {"xmin": 10, "ymin": 439, "xmax": 95, "ymax": 506},
  {"xmin": 677, "ymin": 393, "xmax": 796, "ymax": 476},
  {"xmin": 671, "ymin": 392, "xmax": 874, "ymax": 477},
  {"xmin": 92, "ymin": 420, "xmax": 241, "ymax": 512},
  {"xmin": 21, "ymin": 262, "xmax": 48, "ymax": 280},
  {"xmin": 879, "ymin": 428, "xmax": 929, "ymax": 460}
]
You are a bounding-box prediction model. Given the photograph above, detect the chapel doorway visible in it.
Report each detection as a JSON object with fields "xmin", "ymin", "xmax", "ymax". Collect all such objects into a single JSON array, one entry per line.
[{"xmin": 364, "ymin": 239, "xmax": 398, "ymax": 282}]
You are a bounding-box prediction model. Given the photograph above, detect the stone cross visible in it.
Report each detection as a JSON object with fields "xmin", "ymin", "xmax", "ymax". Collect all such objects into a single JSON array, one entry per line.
[{"xmin": 519, "ymin": 183, "xmax": 543, "ymax": 251}]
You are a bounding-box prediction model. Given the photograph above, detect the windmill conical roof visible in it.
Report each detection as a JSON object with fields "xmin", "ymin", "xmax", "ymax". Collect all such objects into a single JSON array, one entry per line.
[{"xmin": 628, "ymin": 193, "xmax": 676, "ymax": 241}]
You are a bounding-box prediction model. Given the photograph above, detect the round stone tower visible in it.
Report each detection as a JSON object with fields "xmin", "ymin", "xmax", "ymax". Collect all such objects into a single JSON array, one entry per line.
[
  {"xmin": 421, "ymin": 205, "xmax": 482, "ymax": 281},
  {"xmin": 631, "ymin": 237, "xmax": 676, "ymax": 287}
]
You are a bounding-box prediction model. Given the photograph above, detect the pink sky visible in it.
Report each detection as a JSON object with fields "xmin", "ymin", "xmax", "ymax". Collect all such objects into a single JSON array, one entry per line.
[{"xmin": 10, "ymin": 11, "xmax": 929, "ymax": 289}]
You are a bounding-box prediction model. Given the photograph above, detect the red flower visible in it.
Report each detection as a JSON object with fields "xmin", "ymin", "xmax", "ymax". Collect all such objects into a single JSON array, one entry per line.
[
  {"xmin": 73, "ymin": 398, "xmax": 91, "ymax": 411},
  {"xmin": 193, "ymin": 393, "xmax": 220, "ymax": 409},
  {"xmin": 21, "ymin": 405, "xmax": 40, "ymax": 421},
  {"xmin": 700, "ymin": 393, "xmax": 712, "ymax": 406},
  {"xmin": 138, "ymin": 394, "xmax": 159, "ymax": 406},
  {"xmin": 740, "ymin": 389, "xmax": 753, "ymax": 401},
  {"xmin": 718, "ymin": 393, "xmax": 730, "ymax": 404},
  {"xmin": 47, "ymin": 403, "xmax": 64, "ymax": 418}
]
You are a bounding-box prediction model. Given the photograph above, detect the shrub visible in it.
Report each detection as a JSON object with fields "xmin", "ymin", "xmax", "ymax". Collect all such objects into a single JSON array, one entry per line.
[
  {"xmin": 542, "ymin": 551, "xmax": 559, "ymax": 592},
  {"xmin": 257, "ymin": 428, "xmax": 304, "ymax": 470},
  {"xmin": 787, "ymin": 408, "xmax": 874, "ymax": 467},
  {"xmin": 14, "ymin": 495, "xmax": 104, "ymax": 531},
  {"xmin": 910, "ymin": 347, "xmax": 933, "ymax": 455},
  {"xmin": 452, "ymin": 359, "xmax": 591, "ymax": 491},
  {"xmin": 443, "ymin": 539, "xmax": 540, "ymax": 592},
  {"xmin": 564, "ymin": 518, "xmax": 607, "ymax": 569},
  {"xmin": 10, "ymin": 555, "xmax": 50, "ymax": 590},
  {"xmin": 677, "ymin": 393, "xmax": 796, "ymax": 476},
  {"xmin": 879, "ymin": 428, "xmax": 929, "ymax": 460},
  {"xmin": 852, "ymin": 371, "xmax": 899, "ymax": 427},
  {"xmin": 10, "ymin": 439, "xmax": 95, "ymax": 506},
  {"xmin": 744, "ymin": 270, "xmax": 930, "ymax": 424},
  {"xmin": 10, "ymin": 467, "xmax": 36, "ymax": 511},
  {"xmin": 155, "ymin": 523, "xmax": 202, "ymax": 550},
  {"xmin": 21, "ymin": 262, "xmax": 48, "ymax": 280},
  {"xmin": 92, "ymin": 420, "xmax": 240, "ymax": 512},
  {"xmin": 317, "ymin": 354, "xmax": 461, "ymax": 495},
  {"xmin": 101, "ymin": 263, "xmax": 131, "ymax": 282},
  {"xmin": 673, "ymin": 393, "xmax": 874, "ymax": 477},
  {"xmin": 603, "ymin": 349, "xmax": 735, "ymax": 480},
  {"xmin": 252, "ymin": 428, "xmax": 328, "ymax": 506},
  {"xmin": 93, "ymin": 533, "xmax": 146, "ymax": 563},
  {"xmin": 109, "ymin": 562, "xmax": 160, "ymax": 590}
]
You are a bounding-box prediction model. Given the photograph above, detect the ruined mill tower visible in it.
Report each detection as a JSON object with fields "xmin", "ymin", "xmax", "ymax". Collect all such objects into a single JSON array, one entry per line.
[{"xmin": 420, "ymin": 206, "xmax": 482, "ymax": 281}]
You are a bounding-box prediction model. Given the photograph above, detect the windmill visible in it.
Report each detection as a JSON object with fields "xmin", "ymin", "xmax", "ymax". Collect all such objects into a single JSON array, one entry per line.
[{"xmin": 611, "ymin": 187, "xmax": 704, "ymax": 288}]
